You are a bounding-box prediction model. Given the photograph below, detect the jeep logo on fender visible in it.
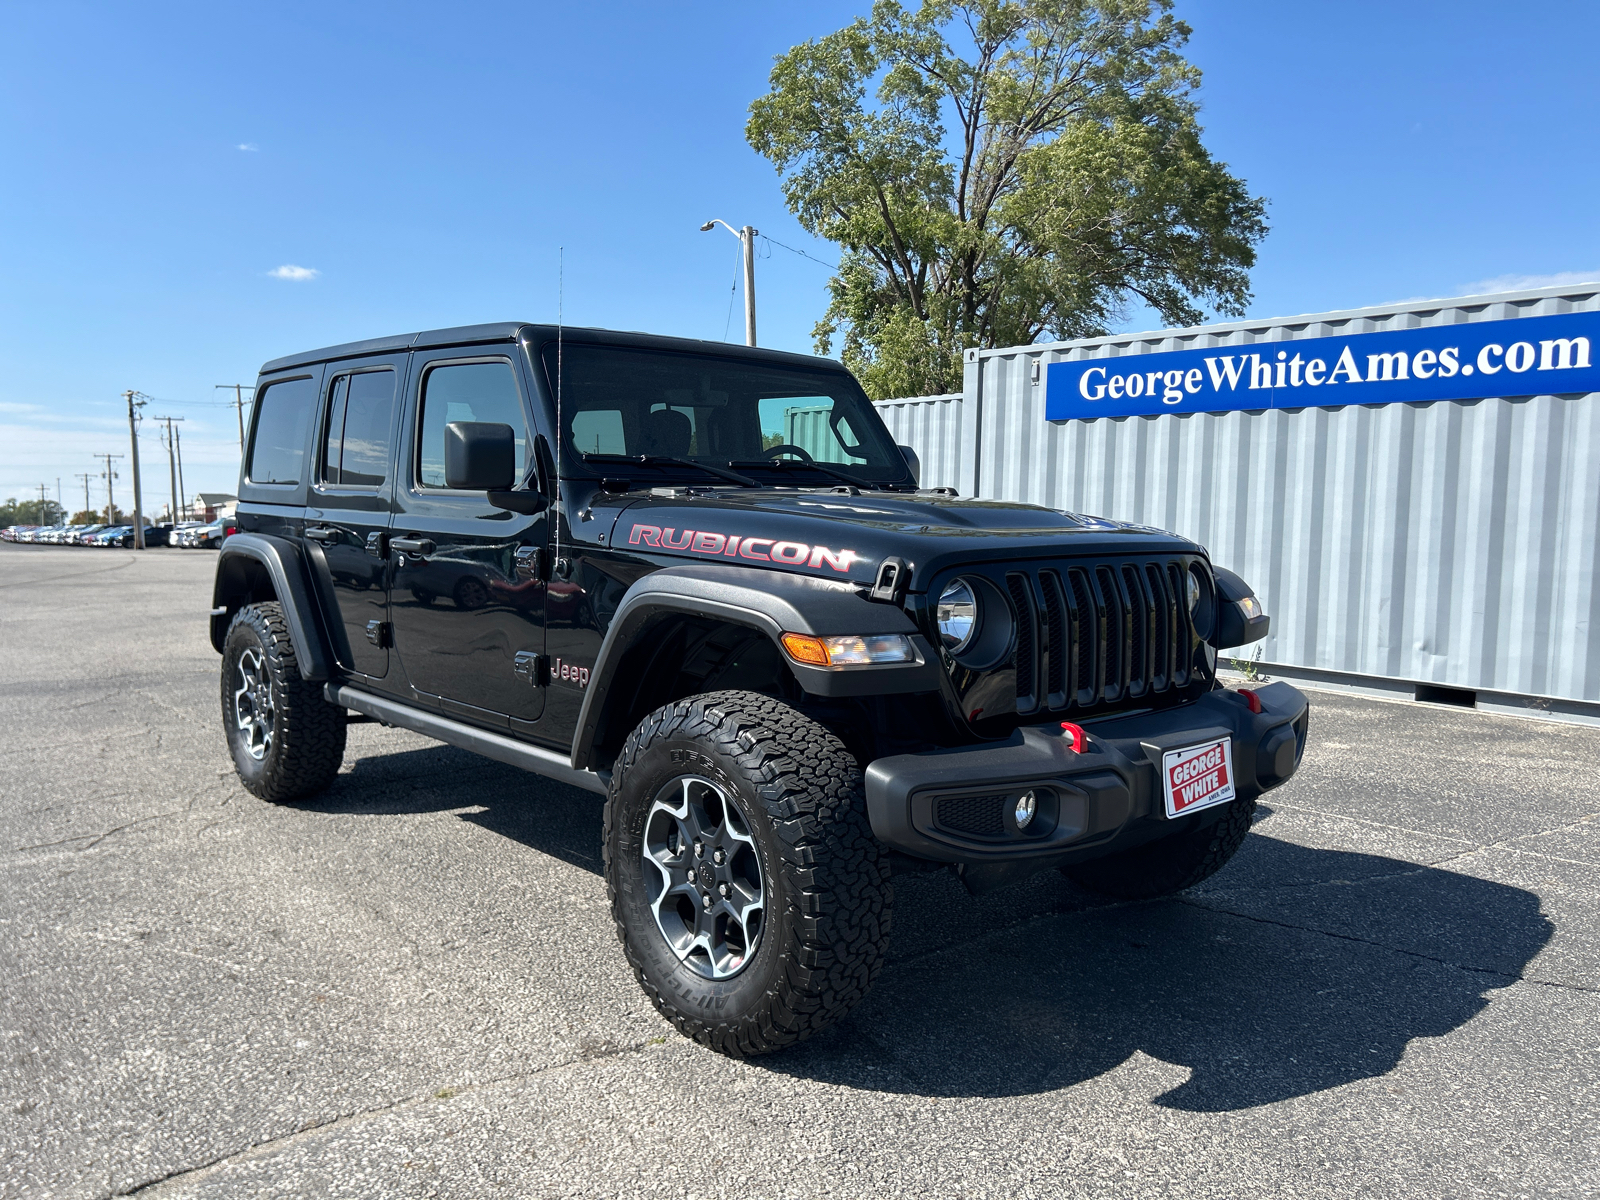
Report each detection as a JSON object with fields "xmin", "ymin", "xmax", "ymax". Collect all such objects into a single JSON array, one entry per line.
[{"xmin": 627, "ymin": 524, "xmax": 863, "ymax": 574}]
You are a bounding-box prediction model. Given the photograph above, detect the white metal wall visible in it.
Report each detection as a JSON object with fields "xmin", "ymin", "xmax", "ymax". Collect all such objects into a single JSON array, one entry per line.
[
  {"xmin": 873, "ymin": 392, "xmax": 964, "ymax": 490},
  {"xmin": 885, "ymin": 284, "xmax": 1600, "ymax": 704}
]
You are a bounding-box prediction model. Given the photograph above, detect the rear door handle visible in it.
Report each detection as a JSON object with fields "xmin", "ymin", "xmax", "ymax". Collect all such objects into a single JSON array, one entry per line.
[
  {"xmin": 304, "ymin": 526, "xmax": 339, "ymax": 544},
  {"xmin": 391, "ymin": 537, "xmax": 436, "ymax": 557}
]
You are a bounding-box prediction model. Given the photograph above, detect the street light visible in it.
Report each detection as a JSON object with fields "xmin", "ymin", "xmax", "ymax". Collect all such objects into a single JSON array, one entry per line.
[{"xmin": 701, "ymin": 219, "xmax": 758, "ymax": 347}]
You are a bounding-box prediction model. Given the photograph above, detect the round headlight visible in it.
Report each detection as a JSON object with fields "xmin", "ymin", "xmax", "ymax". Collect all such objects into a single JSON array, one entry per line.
[
  {"xmin": 937, "ymin": 579, "xmax": 978, "ymax": 654},
  {"xmin": 1187, "ymin": 563, "xmax": 1216, "ymax": 641}
]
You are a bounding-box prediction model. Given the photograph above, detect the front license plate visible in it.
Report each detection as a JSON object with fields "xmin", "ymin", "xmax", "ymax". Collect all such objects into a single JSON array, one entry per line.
[{"xmin": 1162, "ymin": 737, "xmax": 1236, "ymax": 818}]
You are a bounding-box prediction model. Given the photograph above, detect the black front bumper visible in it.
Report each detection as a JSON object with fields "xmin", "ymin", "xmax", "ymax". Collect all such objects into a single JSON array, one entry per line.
[{"xmin": 864, "ymin": 682, "xmax": 1308, "ymax": 866}]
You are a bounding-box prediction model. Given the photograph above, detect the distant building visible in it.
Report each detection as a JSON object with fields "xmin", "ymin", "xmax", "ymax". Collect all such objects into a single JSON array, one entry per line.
[{"xmin": 191, "ymin": 493, "xmax": 237, "ymax": 522}]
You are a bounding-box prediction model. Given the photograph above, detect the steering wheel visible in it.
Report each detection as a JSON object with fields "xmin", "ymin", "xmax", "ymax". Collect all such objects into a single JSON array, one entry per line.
[{"xmin": 762, "ymin": 444, "xmax": 814, "ymax": 463}]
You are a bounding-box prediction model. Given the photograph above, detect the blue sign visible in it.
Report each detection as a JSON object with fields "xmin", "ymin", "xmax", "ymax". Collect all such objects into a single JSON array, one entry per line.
[{"xmin": 1045, "ymin": 311, "xmax": 1600, "ymax": 421}]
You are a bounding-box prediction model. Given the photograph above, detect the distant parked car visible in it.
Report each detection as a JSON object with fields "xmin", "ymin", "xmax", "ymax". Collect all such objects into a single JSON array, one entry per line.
[
  {"xmin": 192, "ymin": 519, "xmax": 237, "ymax": 549},
  {"xmin": 1, "ymin": 525, "xmax": 36, "ymax": 542},
  {"xmin": 108, "ymin": 526, "xmax": 168, "ymax": 548},
  {"xmin": 89, "ymin": 526, "xmax": 128, "ymax": 546},
  {"xmin": 73, "ymin": 524, "xmax": 108, "ymax": 545},
  {"xmin": 169, "ymin": 522, "xmax": 205, "ymax": 548}
]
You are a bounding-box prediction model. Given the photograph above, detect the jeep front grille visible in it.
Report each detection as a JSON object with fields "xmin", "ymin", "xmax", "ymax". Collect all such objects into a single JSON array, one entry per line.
[{"xmin": 1009, "ymin": 560, "xmax": 1195, "ymax": 715}]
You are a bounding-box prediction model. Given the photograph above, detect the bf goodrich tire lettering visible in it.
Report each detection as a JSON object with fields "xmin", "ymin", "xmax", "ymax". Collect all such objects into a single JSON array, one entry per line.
[
  {"xmin": 221, "ymin": 602, "xmax": 346, "ymax": 803},
  {"xmin": 604, "ymin": 691, "xmax": 892, "ymax": 1056}
]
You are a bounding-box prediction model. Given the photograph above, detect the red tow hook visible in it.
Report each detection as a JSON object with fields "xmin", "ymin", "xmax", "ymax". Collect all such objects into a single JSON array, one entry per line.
[
  {"xmin": 1059, "ymin": 721, "xmax": 1086, "ymax": 753},
  {"xmin": 1238, "ymin": 688, "xmax": 1263, "ymax": 714}
]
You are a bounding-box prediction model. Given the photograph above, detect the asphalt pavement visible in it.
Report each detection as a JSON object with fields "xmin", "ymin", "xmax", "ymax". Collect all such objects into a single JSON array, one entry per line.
[{"xmin": 1, "ymin": 543, "xmax": 1596, "ymax": 1199}]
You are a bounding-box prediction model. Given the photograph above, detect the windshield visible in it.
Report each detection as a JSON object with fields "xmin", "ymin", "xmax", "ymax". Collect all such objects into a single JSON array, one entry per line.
[{"xmin": 538, "ymin": 343, "xmax": 911, "ymax": 486}]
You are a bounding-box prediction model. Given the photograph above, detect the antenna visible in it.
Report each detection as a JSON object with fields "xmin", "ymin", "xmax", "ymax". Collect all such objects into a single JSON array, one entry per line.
[{"xmin": 555, "ymin": 246, "xmax": 564, "ymax": 574}]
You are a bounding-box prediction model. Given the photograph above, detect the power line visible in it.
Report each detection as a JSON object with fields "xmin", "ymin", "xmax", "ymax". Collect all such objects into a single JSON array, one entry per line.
[
  {"xmin": 215, "ymin": 384, "xmax": 254, "ymax": 450},
  {"xmin": 760, "ymin": 234, "xmax": 838, "ymax": 271}
]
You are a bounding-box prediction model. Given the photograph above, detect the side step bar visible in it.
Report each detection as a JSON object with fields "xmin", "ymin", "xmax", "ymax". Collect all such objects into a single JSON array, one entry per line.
[{"xmin": 324, "ymin": 683, "xmax": 610, "ymax": 796}]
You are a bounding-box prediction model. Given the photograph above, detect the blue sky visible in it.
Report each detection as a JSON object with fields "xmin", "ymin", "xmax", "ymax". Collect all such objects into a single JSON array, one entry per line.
[{"xmin": 3, "ymin": 1, "xmax": 1597, "ymax": 506}]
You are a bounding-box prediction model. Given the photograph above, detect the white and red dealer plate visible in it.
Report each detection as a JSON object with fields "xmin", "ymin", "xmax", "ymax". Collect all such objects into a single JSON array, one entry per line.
[{"xmin": 1161, "ymin": 737, "xmax": 1236, "ymax": 818}]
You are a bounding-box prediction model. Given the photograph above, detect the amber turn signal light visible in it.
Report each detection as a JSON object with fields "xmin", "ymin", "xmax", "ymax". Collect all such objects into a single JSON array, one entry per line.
[{"xmin": 780, "ymin": 633, "xmax": 831, "ymax": 666}]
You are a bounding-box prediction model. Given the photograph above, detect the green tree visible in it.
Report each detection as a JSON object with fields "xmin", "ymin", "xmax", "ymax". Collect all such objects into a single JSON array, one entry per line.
[
  {"xmin": 747, "ymin": 0, "xmax": 1267, "ymax": 398},
  {"xmin": 0, "ymin": 497, "xmax": 64, "ymax": 526}
]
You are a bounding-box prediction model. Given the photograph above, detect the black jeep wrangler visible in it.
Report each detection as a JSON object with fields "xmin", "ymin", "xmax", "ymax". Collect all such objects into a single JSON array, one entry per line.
[{"xmin": 211, "ymin": 323, "xmax": 1308, "ymax": 1056}]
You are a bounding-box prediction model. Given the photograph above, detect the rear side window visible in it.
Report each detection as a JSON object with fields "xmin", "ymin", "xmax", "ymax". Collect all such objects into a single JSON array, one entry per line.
[
  {"xmin": 248, "ymin": 376, "xmax": 318, "ymax": 485},
  {"xmin": 417, "ymin": 361, "xmax": 528, "ymax": 488},
  {"xmin": 321, "ymin": 369, "xmax": 397, "ymax": 487}
]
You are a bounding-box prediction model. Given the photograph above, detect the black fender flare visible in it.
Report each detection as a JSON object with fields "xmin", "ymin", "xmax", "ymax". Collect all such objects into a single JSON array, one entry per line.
[
  {"xmin": 210, "ymin": 533, "xmax": 336, "ymax": 681},
  {"xmin": 569, "ymin": 562, "xmax": 942, "ymax": 770}
]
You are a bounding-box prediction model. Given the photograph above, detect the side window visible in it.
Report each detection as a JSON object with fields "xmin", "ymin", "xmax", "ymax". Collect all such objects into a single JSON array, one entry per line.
[
  {"xmin": 417, "ymin": 361, "xmax": 529, "ymax": 489},
  {"xmin": 321, "ymin": 369, "xmax": 396, "ymax": 487},
  {"xmin": 248, "ymin": 375, "xmax": 318, "ymax": 484}
]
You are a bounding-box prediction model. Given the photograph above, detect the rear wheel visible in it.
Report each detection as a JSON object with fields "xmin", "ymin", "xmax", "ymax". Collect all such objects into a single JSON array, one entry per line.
[
  {"xmin": 221, "ymin": 602, "xmax": 346, "ymax": 802},
  {"xmin": 604, "ymin": 691, "xmax": 891, "ymax": 1056},
  {"xmin": 1062, "ymin": 794, "xmax": 1256, "ymax": 900}
]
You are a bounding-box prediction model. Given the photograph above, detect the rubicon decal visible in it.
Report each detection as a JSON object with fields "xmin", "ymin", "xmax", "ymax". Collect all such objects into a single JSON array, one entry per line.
[{"xmin": 628, "ymin": 525, "xmax": 863, "ymax": 573}]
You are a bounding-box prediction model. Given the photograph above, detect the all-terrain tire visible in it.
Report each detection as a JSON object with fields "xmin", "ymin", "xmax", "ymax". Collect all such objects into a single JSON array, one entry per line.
[
  {"xmin": 1062, "ymin": 794, "xmax": 1257, "ymax": 900},
  {"xmin": 603, "ymin": 690, "xmax": 891, "ymax": 1057},
  {"xmin": 221, "ymin": 602, "xmax": 346, "ymax": 802}
]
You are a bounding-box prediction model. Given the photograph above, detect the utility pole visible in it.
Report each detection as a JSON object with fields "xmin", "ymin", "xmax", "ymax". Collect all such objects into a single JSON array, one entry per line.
[
  {"xmin": 96, "ymin": 454, "xmax": 123, "ymax": 525},
  {"xmin": 175, "ymin": 425, "xmax": 186, "ymax": 521},
  {"xmin": 154, "ymin": 416, "xmax": 184, "ymax": 526},
  {"xmin": 76, "ymin": 473, "xmax": 94, "ymax": 521},
  {"xmin": 216, "ymin": 384, "xmax": 254, "ymax": 451},
  {"xmin": 123, "ymin": 391, "xmax": 147, "ymax": 549},
  {"xmin": 699, "ymin": 219, "xmax": 759, "ymax": 346},
  {"xmin": 741, "ymin": 225, "xmax": 758, "ymax": 347},
  {"xmin": 37, "ymin": 483, "xmax": 47, "ymax": 524}
]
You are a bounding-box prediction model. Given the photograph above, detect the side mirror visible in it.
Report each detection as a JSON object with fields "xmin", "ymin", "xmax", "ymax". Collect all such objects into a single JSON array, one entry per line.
[
  {"xmin": 897, "ymin": 444, "xmax": 922, "ymax": 487},
  {"xmin": 444, "ymin": 422, "xmax": 516, "ymax": 490},
  {"xmin": 1211, "ymin": 566, "xmax": 1271, "ymax": 649}
]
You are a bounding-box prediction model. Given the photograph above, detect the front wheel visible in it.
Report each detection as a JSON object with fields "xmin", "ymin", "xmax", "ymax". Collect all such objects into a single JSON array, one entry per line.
[
  {"xmin": 604, "ymin": 691, "xmax": 891, "ymax": 1057},
  {"xmin": 1061, "ymin": 794, "xmax": 1257, "ymax": 900},
  {"xmin": 221, "ymin": 602, "xmax": 346, "ymax": 802}
]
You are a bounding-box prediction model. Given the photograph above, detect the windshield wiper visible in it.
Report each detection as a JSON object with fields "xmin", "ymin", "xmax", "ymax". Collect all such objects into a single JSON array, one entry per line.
[
  {"xmin": 728, "ymin": 458, "xmax": 891, "ymax": 491},
  {"xmin": 580, "ymin": 453, "xmax": 759, "ymax": 488}
]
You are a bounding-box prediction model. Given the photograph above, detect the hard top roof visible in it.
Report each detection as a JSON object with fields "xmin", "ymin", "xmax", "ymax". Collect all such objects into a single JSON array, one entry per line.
[{"xmin": 259, "ymin": 323, "xmax": 845, "ymax": 376}]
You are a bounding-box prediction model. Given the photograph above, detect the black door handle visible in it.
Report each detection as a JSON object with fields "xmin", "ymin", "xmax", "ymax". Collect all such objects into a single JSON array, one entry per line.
[
  {"xmin": 304, "ymin": 526, "xmax": 339, "ymax": 544},
  {"xmin": 391, "ymin": 537, "xmax": 436, "ymax": 557}
]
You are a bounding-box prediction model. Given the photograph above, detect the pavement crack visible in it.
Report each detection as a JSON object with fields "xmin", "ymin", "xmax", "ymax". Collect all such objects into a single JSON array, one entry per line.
[
  {"xmin": 8, "ymin": 806, "xmax": 192, "ymax": 855},
  {"xmin": 108, "ymin": 1036, "xmax": 660, "ymax": 1197}
]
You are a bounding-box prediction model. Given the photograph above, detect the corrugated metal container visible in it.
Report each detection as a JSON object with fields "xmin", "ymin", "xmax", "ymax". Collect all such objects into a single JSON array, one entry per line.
[
  {"xmin": 873, "ymin": 392, "xmax": 964, "ymax": 490},
  {"xmin": 886, "ymin": 284, "xmax": 1600, "ymax": 711}
]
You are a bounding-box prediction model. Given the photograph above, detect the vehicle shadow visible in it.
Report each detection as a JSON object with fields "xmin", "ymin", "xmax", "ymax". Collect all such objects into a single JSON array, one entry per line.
[
  {"xmin": 300, "ymin": 741, "xmax": 609, "ymax": 876},
  {"xmin": 770, "ymin": 833, "xmax": 1554, "ymax": 1110},
  {"xmin": 301, "ymin": 746, "xmax": 1553, "ymax": 1111}
]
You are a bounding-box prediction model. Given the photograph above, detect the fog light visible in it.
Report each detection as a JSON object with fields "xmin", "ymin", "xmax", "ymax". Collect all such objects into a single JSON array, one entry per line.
[{"xmin": 1015, "ymin": 790, "xmax": 1037, "ymax": 829}]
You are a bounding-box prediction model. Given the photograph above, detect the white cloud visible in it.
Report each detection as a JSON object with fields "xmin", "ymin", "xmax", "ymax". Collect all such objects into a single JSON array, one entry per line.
[
  {"xmin": 0, "ymin": 401, "xmax": 41, "ymax": 414},
  {"xmin": 237, "ymin": 143, "xmax": 259, "ymax": 151},
  {"xmin": 268, "ymin": 264, "xmax": 319, "ymax": 281},
  {"xmin": 1459, "ymin": 271, "xmax": 1600, "ymax": 296}
]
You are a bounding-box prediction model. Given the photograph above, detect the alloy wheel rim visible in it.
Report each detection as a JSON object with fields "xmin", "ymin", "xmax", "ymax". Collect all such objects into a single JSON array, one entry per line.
[
  {"xmin": 232, "ymin": 647, "xmax": 275, "ymax": 761},
  {"xmin": 641, "ymin": 775, "xmax": 766, "ymax": 980}
]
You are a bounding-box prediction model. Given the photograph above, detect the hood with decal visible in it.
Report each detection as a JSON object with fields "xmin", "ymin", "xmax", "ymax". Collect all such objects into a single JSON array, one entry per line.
[{"xmin": 589, "ymin": 488, "xmax": 1202, "ymax": 592}]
